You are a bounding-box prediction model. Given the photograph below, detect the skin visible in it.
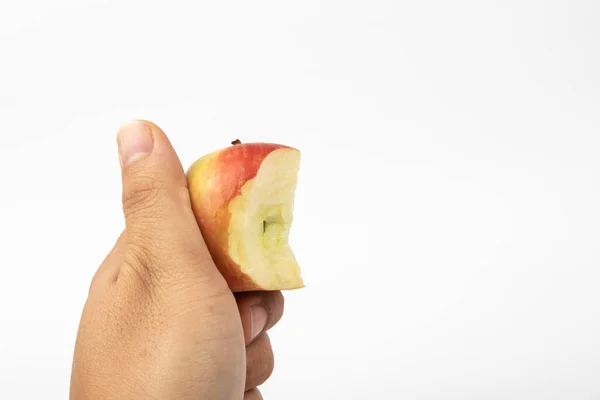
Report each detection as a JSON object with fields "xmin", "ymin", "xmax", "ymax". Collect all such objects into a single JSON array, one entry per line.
[{"xmin": 70, "ymin": 120, "xmax": 284, "ymax": 399}]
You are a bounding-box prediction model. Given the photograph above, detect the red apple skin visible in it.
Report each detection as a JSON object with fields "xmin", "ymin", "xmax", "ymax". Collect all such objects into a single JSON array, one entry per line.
[{"xmin": 186, "ymin": 142, "xmax": 294, "ymax": 292}]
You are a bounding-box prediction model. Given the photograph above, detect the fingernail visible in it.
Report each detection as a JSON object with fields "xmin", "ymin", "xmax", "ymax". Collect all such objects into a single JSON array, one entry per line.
[
  {"xmin": 250, "ymin": 305, "xmax": 268, "ymax": 341},
  {"xmin": 117, "ymin": 121, "xmax": 154, "ymax": 166}
]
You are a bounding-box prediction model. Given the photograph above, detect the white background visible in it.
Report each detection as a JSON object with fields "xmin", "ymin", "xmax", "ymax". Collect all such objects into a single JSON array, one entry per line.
[{"xmin": 1, "ymin": 1, "xmax": 599, "ymax": 399}]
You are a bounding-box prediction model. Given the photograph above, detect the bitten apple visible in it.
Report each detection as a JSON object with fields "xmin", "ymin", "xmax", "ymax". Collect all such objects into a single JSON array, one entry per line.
[{"xmin": 186, "ymin": 140, "xmax": 304, "ymax": 292}]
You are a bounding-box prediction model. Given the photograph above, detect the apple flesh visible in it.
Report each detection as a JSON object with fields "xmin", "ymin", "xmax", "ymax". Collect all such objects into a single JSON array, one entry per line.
[{"xmin": 186, "ymin": 141, "xmax": 304, "ymax": 292}]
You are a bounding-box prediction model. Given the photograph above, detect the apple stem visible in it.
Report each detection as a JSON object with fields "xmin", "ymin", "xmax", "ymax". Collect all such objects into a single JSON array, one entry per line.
[{"xmin": 231, "ymin": 139, "xmax": 242, "ymax": 145}]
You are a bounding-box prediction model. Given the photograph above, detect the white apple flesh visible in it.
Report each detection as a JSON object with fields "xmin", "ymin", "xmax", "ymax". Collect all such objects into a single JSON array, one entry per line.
[{"xmin": 186, "ymin": 141, "xmax": 304, "ymax": 292}]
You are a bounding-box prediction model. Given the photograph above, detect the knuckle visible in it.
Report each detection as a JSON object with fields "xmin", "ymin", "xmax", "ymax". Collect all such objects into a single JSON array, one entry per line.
[
  {"xmin": 247, "ymin": 334, "xmax": 275, "ymax": 388},
  {"xmin": 262, "ymin": 345, "xmax": 275, "ymax": 379},
  {"xmin": 118, "ymin": 237, "xmax": 205, "ymax": 296},
  {"xmin": 122, "ymin": 174, "xmax": 166, "ymax": 218},
  {"xmin": 118, "ymin": 238, "xmax": 173, "ymax": 299},
  {"xmin": 121, "ymin": 241, "xmax": 157, "ymax": 286}
]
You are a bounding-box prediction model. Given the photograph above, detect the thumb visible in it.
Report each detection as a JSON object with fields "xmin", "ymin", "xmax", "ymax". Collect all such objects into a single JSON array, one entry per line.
[{"xmin": 116, "ymin": 120, "xmax": 219, "ymax": 284}]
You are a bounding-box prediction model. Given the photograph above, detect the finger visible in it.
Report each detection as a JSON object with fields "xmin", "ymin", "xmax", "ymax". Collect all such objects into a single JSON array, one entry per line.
[
  {"xmin": 116, "ymin": 120, "xmax": 219, "ymax": 284},
  {"xmin": 245, "ymin": 333, "xmax": 275, "ymax": 390},
  {"xmin": 236, "ymin": 291, "xmax": 285, "ymax": 345},
  {"xmin": 244, "ymin": 388, "xmax": 263, "ymax": 400},
  {"xmin": 89, "ymin": 230, "xmax": 127, "ymax": 293}
]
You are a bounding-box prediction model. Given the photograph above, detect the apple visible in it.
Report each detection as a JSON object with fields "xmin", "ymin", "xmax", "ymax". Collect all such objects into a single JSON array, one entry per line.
[{"xmin": 186, "ymin": 140, "xmax": 304, "ymax": 292}]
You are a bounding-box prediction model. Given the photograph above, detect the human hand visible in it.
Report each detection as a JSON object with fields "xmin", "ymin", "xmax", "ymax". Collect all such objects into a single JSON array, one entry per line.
[{"xmin": 70, "ymin": 121, "xmax": 283, "ymax": 399}]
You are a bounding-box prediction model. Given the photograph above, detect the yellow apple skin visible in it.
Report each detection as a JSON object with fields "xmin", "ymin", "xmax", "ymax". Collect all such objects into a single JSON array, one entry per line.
[{"xmin": 186, "ymin": 142, "xmax": 303, "ymax": 292}]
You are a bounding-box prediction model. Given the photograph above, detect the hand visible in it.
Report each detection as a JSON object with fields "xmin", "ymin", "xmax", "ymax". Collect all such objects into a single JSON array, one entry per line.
[{"xmin": 70, "ymin": 121, "xmax": 283, "ymax": 399}]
